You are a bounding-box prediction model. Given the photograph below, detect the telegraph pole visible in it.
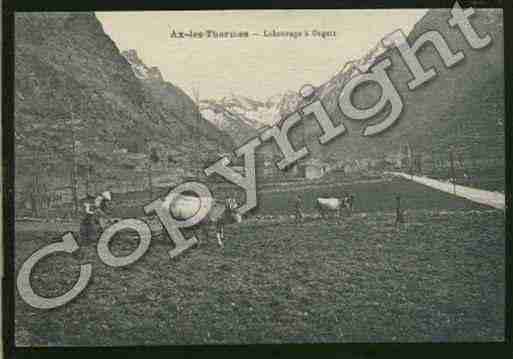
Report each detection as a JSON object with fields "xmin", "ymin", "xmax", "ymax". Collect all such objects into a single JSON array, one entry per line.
[
  {"xmin": 406, "ymin": 142, "xmax": 414, "ymax": 179},
  {"xmin": 32, "ymin": 152, "xmax": 40, "ymax": 217},
  {"xmin": 66, "ymin": 101, "xmax": 79, "ymax": 216},
  {"xmin": 193, "ymin": 86, "xmax": 202, "ymax": 179},
  {"xmin": 430, "ymin": 150, "xmax": 434, "ymax": 173},
  {"xmin": 147, "ymin": 161, "xmax": 153, "ymax": 200},
  {"xmin": 146, "ymin": 138, "xmax": 153, "ymax": 201},
  {"xmin": 85, "ymin": 152, "xmax": 92, "ymax": 196},
  {"xmin": 449, "ymin": 146, "xmax": 456, "ymax": 194}
]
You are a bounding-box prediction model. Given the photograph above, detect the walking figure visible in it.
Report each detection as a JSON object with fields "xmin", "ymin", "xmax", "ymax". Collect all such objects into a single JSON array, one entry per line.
[
  {"xmin": 346, "ymin": 193, "xmax": 355, "ymax": 216},
  {"xmin": 293, "ymin": 194, "xmax": 303, "ymax": 224},
  {"xmin": 215, "ymin": 197, "xmax": 240, "ymax": 247},
  {"xmin": 395, "ymin": 195, "xmax": 405, "ymax": 227}
]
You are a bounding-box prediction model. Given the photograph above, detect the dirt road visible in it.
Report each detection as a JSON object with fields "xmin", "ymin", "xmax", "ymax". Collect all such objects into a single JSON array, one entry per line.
[{"xmin": 386, "ymin": 172, "xmax": 505, "ymax": 210}]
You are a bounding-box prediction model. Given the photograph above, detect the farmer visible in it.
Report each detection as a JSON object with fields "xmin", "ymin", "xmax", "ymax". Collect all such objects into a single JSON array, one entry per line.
[
  {"xmin": 216, "ymin": 197, "xmax": 240, "ymax": 247},
  {"xmin": 293, "ymin": 194, "xmax": 304, "ymax": 224},
  {"xmin": 80, "ymin": 191, "xmax": 112, "ymax": 242},
  {"xmin": 346, "ymin": 193, "xmax": 355, "ymax": 216},
  {"xmin": 394, "ymin": 195, "xmax": 404, "ymax": 227}
]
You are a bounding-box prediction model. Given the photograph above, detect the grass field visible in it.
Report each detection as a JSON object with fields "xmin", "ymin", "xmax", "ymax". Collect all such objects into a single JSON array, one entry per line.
[
  {"xmin": 14, "ymin": 178, "xmax": 505, "ymax": 345},
  {"xmin": 94, "ymin": 177, "xmax": 489, "ymax": 220}
]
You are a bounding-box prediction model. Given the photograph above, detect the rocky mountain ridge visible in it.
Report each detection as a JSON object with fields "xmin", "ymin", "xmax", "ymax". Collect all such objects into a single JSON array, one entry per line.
[
  {"xmin": 15, "ymin": 12, "xmax": 233, "ymax": 200},
  {"xmin": 202, "ymin": 8, "xmax": 504, "ymax": 167}
]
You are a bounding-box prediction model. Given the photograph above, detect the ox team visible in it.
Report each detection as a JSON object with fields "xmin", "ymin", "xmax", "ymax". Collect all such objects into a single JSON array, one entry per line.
[{"xmin": 80, "ymin": 188, "xmax": 356, "ymax": 245}]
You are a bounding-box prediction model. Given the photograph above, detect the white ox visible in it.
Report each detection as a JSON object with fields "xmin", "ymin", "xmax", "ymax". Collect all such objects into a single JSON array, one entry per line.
[
  {"xmin": 316, "ymin": 197, "xmax": 349, "ymax": 220},
  {"xmin": 164, "ymin": 194, "xmax": 241, "ymax": 247}
]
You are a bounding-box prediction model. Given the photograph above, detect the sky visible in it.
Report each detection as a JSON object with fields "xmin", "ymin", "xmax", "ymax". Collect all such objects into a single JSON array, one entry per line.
[{"xmin": 96, "ymin": 10, "xmax": 428, "ymax": 101}]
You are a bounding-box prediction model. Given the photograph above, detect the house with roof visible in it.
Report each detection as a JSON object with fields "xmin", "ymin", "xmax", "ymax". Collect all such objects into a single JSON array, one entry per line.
[{"xmin": 298, "ymin": 158, "xmax": 329, "ymax": 180}]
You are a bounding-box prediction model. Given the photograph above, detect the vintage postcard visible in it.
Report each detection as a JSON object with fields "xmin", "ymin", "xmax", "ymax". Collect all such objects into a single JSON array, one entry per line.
[{"xmin": 12, "ymin": 5, "xmax": 505, "ymax": 346}]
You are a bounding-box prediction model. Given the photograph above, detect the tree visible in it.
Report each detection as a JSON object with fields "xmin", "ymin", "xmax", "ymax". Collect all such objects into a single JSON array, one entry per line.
[
  {"xmin": 147, "ymin": 162, "xmax": 153, "ymax": 200},
  {"xmin": 167, "ymin": 154, "xmax": 176, "ymax": 164},
  {"xmin": 150, "ymin": 147, "xmax": 160, "ymax": 163}
]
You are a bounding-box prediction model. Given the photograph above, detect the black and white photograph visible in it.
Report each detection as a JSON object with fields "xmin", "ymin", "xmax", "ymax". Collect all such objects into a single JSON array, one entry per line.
[{"xmin": 8, "ymin": 2, "xmax": 507, "ymax": 347}]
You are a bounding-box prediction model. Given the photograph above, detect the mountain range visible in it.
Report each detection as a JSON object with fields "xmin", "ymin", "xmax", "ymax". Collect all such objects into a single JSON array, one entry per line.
[
  {"xmin": 15, "ymin": 12, "xmax": 234, "ymax": 196},
  {"xmin": 199, "ymin": 91, "xmax": 302, "ymax": 146},
  {"xmin": 14, "ymin": 8, "xmax": 504, "ymax": 203},
  {"xmin": 200, "ymin": 8, "xmax": 504, "ymax": 166}
]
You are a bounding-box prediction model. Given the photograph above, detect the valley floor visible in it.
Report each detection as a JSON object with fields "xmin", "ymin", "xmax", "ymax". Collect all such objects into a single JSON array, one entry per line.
[{"xmin": 14, "ymin": 178, "xmax": 505, "ymax": 345}]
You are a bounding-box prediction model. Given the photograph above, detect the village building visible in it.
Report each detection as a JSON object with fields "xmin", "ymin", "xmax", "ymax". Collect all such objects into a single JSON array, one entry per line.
[{"xmin": 298, "ymin": 158, "xmax": 329, "ymax": 180}]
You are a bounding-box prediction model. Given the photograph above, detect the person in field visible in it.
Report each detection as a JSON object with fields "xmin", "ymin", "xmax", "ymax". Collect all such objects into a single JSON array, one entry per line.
[
  {"xmin": 80, "ymin": 191, "xmax": 112, "ymax": 241},
  {"xmin": 395, "ymin": 195, "xmax": 404, "ymax": 227},
  {"xmin": 214, "ymin": 197, "xmax": 240, "ymax": 247},
  {"xmin": 293, "ymin": 194, "xmax": 303, "ymax": 224},
  {"xmin": 345, "ymin": 193, "xmax": 355, "ymax": 216}
]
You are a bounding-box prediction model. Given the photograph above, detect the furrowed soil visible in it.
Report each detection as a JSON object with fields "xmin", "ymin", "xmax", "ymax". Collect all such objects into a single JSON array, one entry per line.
[{"xmin": 14, "ymin": 179, "xmax": 505, "ymax": 345}]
